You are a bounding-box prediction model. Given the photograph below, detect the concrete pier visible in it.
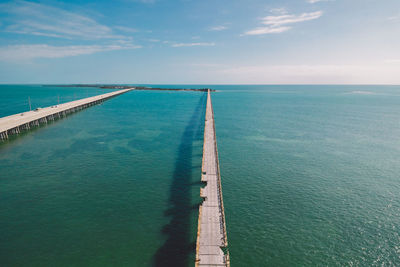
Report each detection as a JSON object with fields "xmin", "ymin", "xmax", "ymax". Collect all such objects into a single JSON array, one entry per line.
[
  {"xmin": 196, "ymin": 89, "xmax": 229, "ymax": 267},
  {"xmin": 0, "ymin": 88, "xmax": 132, "ymax": 141}
]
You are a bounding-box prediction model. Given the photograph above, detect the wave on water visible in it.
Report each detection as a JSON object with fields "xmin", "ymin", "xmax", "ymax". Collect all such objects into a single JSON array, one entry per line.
[
  {"xmin": 345, "ymin": 91, "xmax": 400, "ymax": 97},
  {"xmin": 246, "ymin": 135, "xmax": 304, "ymax": 144},
  {"xmin": 347, "ymin": 91, "xmax": 376, "ymax": 95}
]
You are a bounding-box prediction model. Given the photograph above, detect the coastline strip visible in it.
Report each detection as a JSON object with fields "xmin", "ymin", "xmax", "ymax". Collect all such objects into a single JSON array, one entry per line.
[
  {"xmin": 0, "ymin": 88, "xmax": 132, "ymax": 141},
  {"xmin": 195, "ymin": 89, "xmax": 229, "ymax": 267},
  {"xmin": 43, "ymin": 84, "xmax": 215, "ymax": 92}
]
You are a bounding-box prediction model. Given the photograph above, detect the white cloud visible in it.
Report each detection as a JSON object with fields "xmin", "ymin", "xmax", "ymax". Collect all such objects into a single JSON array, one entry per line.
[
  {"xmin": 171, "ymin": 42, "xmax": 215, "ymax": 47},
  {"xmin": 307, "ymin": 0, "xmax": 332, "ymax": 3},
  {"xmin": 388, "ymin": 15, "xmax": 400, "ymax": 21},
  {"xmin": 384, "ymin": 59, "xmax": 400, "ymax": 63},
  {"xmin": 262, "ymin": 11, "xmax": 323, "ymax": 26},
  {"xmin": 114, "ymin": 26, "xmax": 138, "ymax": 33},
  {"xmin": 0, "ymin": 43, "xmax": 141, "ymax": 61},
  {"xmin": 243, "ymin": 10, "xmax": 323, "ymax": 36},
  {"xmin": 269, "ymin": 8, "xmax": 288, "ymax": 15},
  {"xmin": 244, "ymin": 26, "xmax": 291, "ymax": 35},
  {"xmin": 1, "ymin": 0, "xmax": 126, "ymax": 40},
  {"xmin": 209, "ymin": 25, "xmax": 228, "ymax": 31}
]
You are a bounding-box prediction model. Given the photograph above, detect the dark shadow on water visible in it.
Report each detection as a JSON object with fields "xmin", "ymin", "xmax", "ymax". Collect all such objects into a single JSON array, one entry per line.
[
  {"xmin": 189, "ymin": 181, "xmax": 204, "ymax": 186},
  {"xmin": 153, "ymin": 93, "xmax": 207, "ymax": 267}
]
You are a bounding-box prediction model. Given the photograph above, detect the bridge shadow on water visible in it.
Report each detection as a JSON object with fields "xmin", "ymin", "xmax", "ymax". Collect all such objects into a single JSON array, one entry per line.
[{"xmin": 153, "ymin": 93, "xmax": 207, "ymax": 267}]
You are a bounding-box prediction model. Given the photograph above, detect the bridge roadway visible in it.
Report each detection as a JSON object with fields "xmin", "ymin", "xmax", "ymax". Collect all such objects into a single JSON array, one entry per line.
[
  {"xmin": 196, "ymin": 89, "xmax": 229, "ymax": 267},
  {"xmin": 0, "ymin": 88, "xmax": 132, "ymax": 140}
]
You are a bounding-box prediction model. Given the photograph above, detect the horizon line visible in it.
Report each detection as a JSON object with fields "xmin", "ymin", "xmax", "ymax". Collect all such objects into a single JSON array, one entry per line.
[{"xmin": 0, "ymin": 83, "xmax": 400, "ymax": 86}]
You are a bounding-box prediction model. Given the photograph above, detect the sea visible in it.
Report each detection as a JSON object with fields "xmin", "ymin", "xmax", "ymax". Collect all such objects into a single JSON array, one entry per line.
[{"xmin": 1, "ymin": 84, "xmax": 400, "ymax": 266}]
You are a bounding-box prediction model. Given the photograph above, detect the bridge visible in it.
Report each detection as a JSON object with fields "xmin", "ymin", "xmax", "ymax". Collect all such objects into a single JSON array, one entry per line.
[
  {"xmin": 0, "ymin": 88, "xmax": 132, "ymax": 140},
  {"xmin": 196, "ymin": 89, "xmax": 229, "ymax": 267}
]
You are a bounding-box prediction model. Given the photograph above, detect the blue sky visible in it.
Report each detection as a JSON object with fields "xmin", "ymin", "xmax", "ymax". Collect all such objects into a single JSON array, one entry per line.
[{"xmin": 0, "ymin": 0, "xmax": 399, "ymax": 84}]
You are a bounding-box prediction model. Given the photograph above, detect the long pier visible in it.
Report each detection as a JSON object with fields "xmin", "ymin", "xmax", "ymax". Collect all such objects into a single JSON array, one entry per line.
[
  {"xmin": 0, "ymin": 88, "xmax": 132, "ymax": 140},
  {"xmin": 196, "ymin": 89, "xmax": 229, "ymax": 267}
]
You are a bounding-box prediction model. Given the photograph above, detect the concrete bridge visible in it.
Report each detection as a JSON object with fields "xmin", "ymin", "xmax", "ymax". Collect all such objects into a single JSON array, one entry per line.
[
  {"xmin": 196, "ymin": 89, "xmax": 229, "ymax": 267},
  {"xmin": 0, "ymin": 87, "xmax": 230, "ymax": 266},
  {"xmin": 0, "ymin": 88, "xmax": 132, "ymax": 140}
]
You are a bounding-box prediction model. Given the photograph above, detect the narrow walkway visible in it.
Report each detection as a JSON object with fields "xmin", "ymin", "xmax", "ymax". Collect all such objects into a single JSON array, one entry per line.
[
  {"xmin": 0, "ymin": 88, "xmax": 132, "ymax": 140},
  {"xmin": 196, "ymin": 89, "xmax": 229, "ymax": 267}
]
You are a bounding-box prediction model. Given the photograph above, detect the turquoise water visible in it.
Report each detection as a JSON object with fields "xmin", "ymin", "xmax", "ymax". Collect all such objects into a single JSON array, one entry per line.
[{"xmin": 1, "ymin": 85, "xmax": 400, "ymax": 266}]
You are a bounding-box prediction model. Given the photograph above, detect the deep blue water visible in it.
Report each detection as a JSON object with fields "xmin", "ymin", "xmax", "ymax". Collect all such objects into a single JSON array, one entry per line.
[{"xmin": 1, "ymin": 84, "xmax": 400, "ymax": 266}]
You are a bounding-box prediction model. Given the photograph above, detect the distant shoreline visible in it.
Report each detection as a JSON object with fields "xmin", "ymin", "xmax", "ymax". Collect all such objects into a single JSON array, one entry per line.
[{"xmin": 42, "ymin": 84, "xmax": 214, "ymax": 92}]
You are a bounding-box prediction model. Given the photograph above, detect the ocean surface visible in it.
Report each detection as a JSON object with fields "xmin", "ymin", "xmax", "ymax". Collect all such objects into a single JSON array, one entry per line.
[{"xmin": 1, "ymin": 84, "xmax": 400, "ymax": 266}]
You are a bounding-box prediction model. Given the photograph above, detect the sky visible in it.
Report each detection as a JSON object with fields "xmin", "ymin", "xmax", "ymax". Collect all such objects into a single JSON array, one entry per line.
[{"xmin": 0, "ymin": 0, "xmax": 399, "ymax": 84}]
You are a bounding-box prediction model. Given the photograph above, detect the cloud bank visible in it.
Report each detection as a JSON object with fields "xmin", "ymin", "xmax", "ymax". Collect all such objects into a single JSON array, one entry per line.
[
  {"xmin": 0, "ymin": 44, "xmax": 141, "ymax": 61},
  {"xmin": 244, "ymin": 10, "xmax": 323, "ymax": 35},
  {"xmin": 0, "ymin": 0, "xmax": 126, "ymax": 40},
  {"xmin": 171, "ymin": 42, "xmax": 215, "ymax": 47}
]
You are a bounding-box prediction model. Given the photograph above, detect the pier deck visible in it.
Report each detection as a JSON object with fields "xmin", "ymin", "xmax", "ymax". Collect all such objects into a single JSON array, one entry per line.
[
  {"xmin": 196, "ymin": 89, "xmax": 229, "ymax": 267},
  {"xmin": 0, "ymin": 88, "xmax": 132, "ymax": 140}
]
